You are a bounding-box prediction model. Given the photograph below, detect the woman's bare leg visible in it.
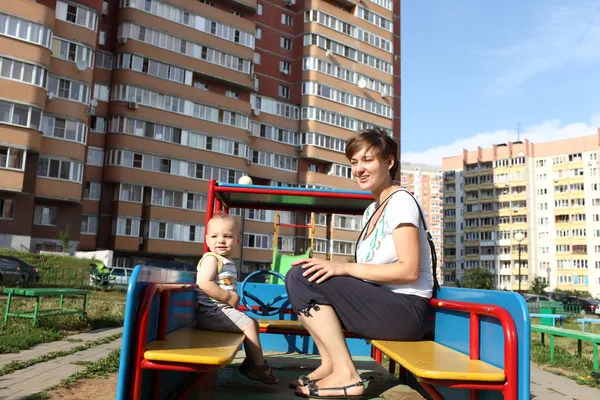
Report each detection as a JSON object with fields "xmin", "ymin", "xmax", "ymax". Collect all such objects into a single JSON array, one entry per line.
[
  {"xmin": 290, "ymin": 320, "xmax": 333, "ymax": 386},
  {"xmin": 296, "ymin": 305, "xmax": 364, "ymax": 397}
]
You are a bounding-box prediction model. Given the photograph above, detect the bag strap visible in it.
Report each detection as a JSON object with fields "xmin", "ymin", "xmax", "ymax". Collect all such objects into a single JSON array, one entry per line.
[{"xmin": 354, "ymin": 188, "xmax": 440, "ymax": 294}]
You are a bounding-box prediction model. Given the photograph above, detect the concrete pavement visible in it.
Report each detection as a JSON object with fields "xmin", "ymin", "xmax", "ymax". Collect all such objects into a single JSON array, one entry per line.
[{"xmin": 0, "ymin": 327, "xmax": 123, "ymax": 399}]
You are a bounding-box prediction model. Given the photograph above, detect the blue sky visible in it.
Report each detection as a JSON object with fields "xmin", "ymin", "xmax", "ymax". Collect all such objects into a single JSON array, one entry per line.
[{"xmin": 401, "ymin": 0, "xmax": 600, "ymax": 164}]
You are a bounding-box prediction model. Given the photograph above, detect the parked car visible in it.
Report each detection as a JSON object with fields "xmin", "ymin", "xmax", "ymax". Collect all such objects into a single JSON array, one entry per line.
[
  {"xmin": 522, "ymin": 294, "xmax": 552, "ymax": 304},
  {"xmin": 110, "ymin": 267, "xmax": 134, "ymax": 286},
  {"xmin": 0, "ymin": 256, "xmax": 40, "ymax": 284},
  {"xmin": 564, "ymin": 297, "xmax": 599, "ymax": 315}
]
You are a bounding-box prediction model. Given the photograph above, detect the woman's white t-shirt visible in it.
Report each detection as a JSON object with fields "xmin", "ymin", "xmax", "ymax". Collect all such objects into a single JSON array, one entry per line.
[{"xmin": 355, "ymin": 189, "xmax": 433, "ymax": 299}]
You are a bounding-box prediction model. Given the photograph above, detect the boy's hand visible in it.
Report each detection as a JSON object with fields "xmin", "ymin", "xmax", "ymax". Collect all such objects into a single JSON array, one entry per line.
[{"xmin": 227, "ymin": 291, "xmax": 240, "ymax": 308}]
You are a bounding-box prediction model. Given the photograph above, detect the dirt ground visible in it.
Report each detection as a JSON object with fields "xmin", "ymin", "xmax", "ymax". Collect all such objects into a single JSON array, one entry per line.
[{"xmin": 46, "ymin": 374, "xmax": 117, "ymax": 400}]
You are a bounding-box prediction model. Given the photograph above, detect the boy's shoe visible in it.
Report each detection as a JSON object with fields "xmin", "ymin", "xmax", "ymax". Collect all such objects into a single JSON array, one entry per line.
[{"xmin": 239, "ymin": 357, "xmax": 279, "ymax": 385}]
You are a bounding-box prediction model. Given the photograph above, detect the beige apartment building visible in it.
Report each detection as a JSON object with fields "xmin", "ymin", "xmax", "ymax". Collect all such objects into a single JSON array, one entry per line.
[
  {"xmin": 442, "ymin": 133, "xmax": 600, "ymax": 297},
  {"xmin": 399, "ymin": 162, "xmax": 444, "ymax": 283},
  {"xmin": 0, "ymin": 0, "xmax": 399, "ymax": 275}
]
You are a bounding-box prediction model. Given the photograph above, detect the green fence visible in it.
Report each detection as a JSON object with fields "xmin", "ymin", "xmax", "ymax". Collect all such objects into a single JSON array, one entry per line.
[
  {"xmin": 528, "ymin": 301, "xmax": 583, "ymax": 315},
  {"xmin": 35, "ymin": 268, "xmax": 91, "ymax": 288}
]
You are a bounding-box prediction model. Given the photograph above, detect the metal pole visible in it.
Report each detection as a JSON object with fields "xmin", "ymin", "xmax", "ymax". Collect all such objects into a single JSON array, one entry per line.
[
  {"xmin": 518, "ymin": 243, "xmax": 522, "ymax": 293},
  {"xmin": 239, "ymin": 211, "xmax": 245, "ymax": 281}
]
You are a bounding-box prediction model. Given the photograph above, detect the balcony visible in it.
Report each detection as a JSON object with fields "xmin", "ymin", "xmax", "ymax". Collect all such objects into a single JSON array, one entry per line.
[
  {"xmin": 35, "ymin": 178, "xmax": 81, "ymax": 202},
  {"xmin": 480, "ymin": 254, "xmax": 496, "ymax": 261},
  {"xmin": 298, "ymin": 171, "xmax": 358, "ymax": 191}
]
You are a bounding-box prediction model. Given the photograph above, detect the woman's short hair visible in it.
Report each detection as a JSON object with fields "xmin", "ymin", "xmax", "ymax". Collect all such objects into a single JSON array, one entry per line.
[{"xmin": 345, "ymin": 128, "xmax": 399, "ymax": 179}]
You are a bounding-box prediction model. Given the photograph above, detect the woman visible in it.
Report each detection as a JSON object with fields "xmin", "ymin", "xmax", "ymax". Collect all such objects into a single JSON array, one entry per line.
[{"xmin": 285, "ymin": 128, "xmax": 437, "ymax": 398}]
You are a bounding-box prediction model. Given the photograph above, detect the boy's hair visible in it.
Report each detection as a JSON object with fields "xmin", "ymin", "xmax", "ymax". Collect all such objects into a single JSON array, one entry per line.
[
  {"xmin": 208, "ymin": 211, "xmax": 240, "ymax": 232},
  {"xmin": 345, "ymin": 127, "xmax": 399, "ymax": 179}
]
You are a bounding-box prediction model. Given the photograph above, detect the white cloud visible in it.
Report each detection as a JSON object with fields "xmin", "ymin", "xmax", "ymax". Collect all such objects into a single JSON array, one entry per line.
[
  {"xmin": 485, "ymin": 2, "xmax": 600, "ymax": 93},
  {"xmin": 401, "ymin": 115, "xmax": 600, "ymax": 165}
]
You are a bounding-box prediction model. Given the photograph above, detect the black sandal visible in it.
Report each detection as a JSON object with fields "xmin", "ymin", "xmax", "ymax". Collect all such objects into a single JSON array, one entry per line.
[
  {"xmin": 289, "ymin": 375, "xmax": 322, "ymax": 389},
  {"xmin": 295, "ymin": 379, "xmax": 369, "ymax": 399}
]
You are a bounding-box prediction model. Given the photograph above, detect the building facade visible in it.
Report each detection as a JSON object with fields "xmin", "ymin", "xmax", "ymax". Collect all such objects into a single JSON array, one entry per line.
[
  {"xmin": 0, "ymin": 0, "xmax": 399, "ymax": 275},
  {"xmin": 399, "ymin": 162, "xmax": 444, "ymax": 283},
  {"xmin": 442, "ymin": 134, "xmax": 600, "ymax": 297}
]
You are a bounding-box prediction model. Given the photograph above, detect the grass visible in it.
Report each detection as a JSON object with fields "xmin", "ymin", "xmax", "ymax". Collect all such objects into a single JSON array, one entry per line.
[
  {"xmin": 0, "ymin": 249, "xmax": 96, "ymax": 272},
  {"xmin": 0, "ymin": 332, "xmax": 122, "ymax": 377},
  {"xmin": 0, "ymin": 291, "xmax": 125, "ymax": 354},
  {"xmin": 23, "ymin": 349, "xmax": 121, "ymax": 400},
  {"xmin": 529, "ymin": 315, "xmax": 600, "ymax": 388}
]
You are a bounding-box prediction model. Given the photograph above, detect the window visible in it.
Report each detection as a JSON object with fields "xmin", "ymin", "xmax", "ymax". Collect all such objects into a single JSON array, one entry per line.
[
  {"xmin": 303, "ymin": 57, "xmax": 392, "ymax": 96},
  {"xmin": 0, "ymin": 56, "xmax": 48, "ymax": 87},
  {"xmin": 112, "ymin": 84, "xmax": 249, "ymax": 129},
  {"xmin": 281, "ymin": 37, "xmax": 292, "ymax": 50},
  {"xmin": 118, "ymin": 183, "xmax": 143, "ymax": 203},
  {"xmin": 253, "ymin": 52, "xmax": 261, "ymax": 64},
  {"xmin": 86, "ymin": 147, "xmax": 104, "ymax": 166},
  {"xmin": 356, "ymin": 6, "xmax": 393, "ymax": 32},
  {"xmin": 304, "ymin": 33, "xmax": 392, "ymax": 74},
  {"xmin": 0, "ymin": 198, "xmax": 15, "ymax": 219},
  {"xmin": 81, "ymin": 214, "xmax": 98, "ymax": 234},
  {"xmin": 115, "ymin": 53, "xmax": 186, "ymax": 85},
  {"xmin": 256, "ymin": 27, "xmax": 262, "ymax": 39},
  {"xmin": 37, "ymin": 156, "xmax": 83, "ymax": 183},
  {"xmin": 334, "ymin": 215, "xmax": 363, "ymax": 231},
  {"xmin": 306, "ymin": 10, "xmax": 392, "ymax": 52},
  {"xmin": 225, "ymin": 90, "xmax": 239, "ymax": 99},
  {"xmin": 102, "ymin": 1, "xmax": 109, "ymax": 15},
  {"xmin": 0, "ymin": 12, "xmax": 53, "ymax": 48},
  {"xmin": 90, "ymin": 116, "xmax": 106, "ymax": 133},
  {"xmin": 119, "ymin": 22, "xmax": 252, "ymax": 73},
  {"xmin": 333, "ymin": 240, "xmax": 355, "ymax": 255},
  {"xmin": 93, "ymin": 83, "xmax": 110, "ymax": 102},
  {"xmin": 56, "ymin": 1, "xmax": 98, "ymax": 31},
  {"xmin": 281, "ymin": 13, "xmax": 292, "ymax": 26},
  {"xmin": 251, "ymin": 150, "xmax": 297, "ymax": 171},
  {"xmin": 107, "ymin": 149, "xmax": 245, "ymax": 183},
  {"xmin": 250, "ymin": 122, "xmax": 298, "ymax": 145},
  {"xmin": 34, "ymin": 205, "xmax": 58, "ymax": 226},
  {"xmin": 244, "ymin": 233, "xmax": 270, "ymax": 249},
  {"xmin": 278, "ymin": 85, "xmax": 290, "ymax": 99},
  {"xmin": 114, "ymin": 217, "xmax": 141, "ymax": 236},
  {"xmin": 302, "ymin": 106, "xmax": 391, "ymax": 135},
  {"xmin": 96, "ymin": 51, "xmax": 113, "ymax": 69},
  {"xmin": 109, "ymin": 116, "xmax": 247, "ymax": 157},
  {"xmin": 257, "ymin": 4, "xmax": 263, "ymax": 15},
  {"xmin": 279, "ymin": 61, "xmax": 290, "ymax": 74},
  {"xmin": 41, "ymin": 115, "xmax": 87, "ymax": 144},
  {"xmin": 47, "ymin": 75, "xmax": 90, "ymax": 104},
  {"xmin": 51, "ymin": 37, "xmax": 94, "ymax": 68},
  {"xmin": 147, "ymin": 220, "xmax": 204, "ymax": 242},
  {"xmin": 302, "ymin": 81, "xmax": 392, "ymax": 118},
  {"xmin": 84, "ymin": 181, "xmax": 101, "ymax": 200},
  {"xmin": 0, "ymin": 146, "xmax": 26, "ymax": 170},
  {"xmin": 0, "ymin": 100, "xmax": 43, "ymax": 131},
  {"xmin": 278, "ymin": 236, "xmax": 295, "ymax": 252}
]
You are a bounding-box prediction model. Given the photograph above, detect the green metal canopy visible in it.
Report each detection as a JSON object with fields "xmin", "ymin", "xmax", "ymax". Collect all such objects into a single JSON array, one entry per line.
[{"xmin": 213, "ymin": 183, "xmax": 374, "ymax": 215}]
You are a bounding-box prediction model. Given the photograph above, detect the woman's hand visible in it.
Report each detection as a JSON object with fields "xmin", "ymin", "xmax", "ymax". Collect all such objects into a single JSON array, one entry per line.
[{"xmin": 291, "ymin": 258, "xmax": 349, "ymax": 284}]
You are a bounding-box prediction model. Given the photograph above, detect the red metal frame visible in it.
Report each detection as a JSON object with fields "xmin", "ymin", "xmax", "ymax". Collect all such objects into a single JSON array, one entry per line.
[
  {"xmin": 131, "ymin": 283, "xmax": 215, "ymax": 400},
  {"xmin": 130, "ymin": 285, "xmax": 519, "ymax": 400},
  {"xmin": 406, "ymin": 298, "xmax": 519, "ymax": 400}
]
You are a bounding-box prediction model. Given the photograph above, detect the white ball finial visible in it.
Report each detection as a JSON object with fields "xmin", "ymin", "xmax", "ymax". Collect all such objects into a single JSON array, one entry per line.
[{"xmin": 238, "ymin": 175, "xmax": 253, "ymax": 185}]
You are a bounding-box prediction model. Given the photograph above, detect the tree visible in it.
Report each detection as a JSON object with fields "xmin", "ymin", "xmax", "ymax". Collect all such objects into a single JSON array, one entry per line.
[
  {"xmin": 56, "ymin": 224, "xmax": 72, "ymax": 253},
  {"xmin": 529, "ymin": 277, "xmax": 548, "ymax": 295},
  {"xmin": 461, "ymin": 267, "xmax": 496, "ymax": 290}
]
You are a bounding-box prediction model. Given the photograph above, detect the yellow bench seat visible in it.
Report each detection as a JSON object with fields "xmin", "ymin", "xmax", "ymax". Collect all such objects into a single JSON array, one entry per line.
[
  {"xmin": 144, "ymin": 327, "xmax": 244, "ymax": 365},
  {"xmin": 257, "ymin": 319, "xmax": 305, "ymax": 331},
  {"xmin": 371, "ymin": 340, "xmax": 505, "ymax": 382}
]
